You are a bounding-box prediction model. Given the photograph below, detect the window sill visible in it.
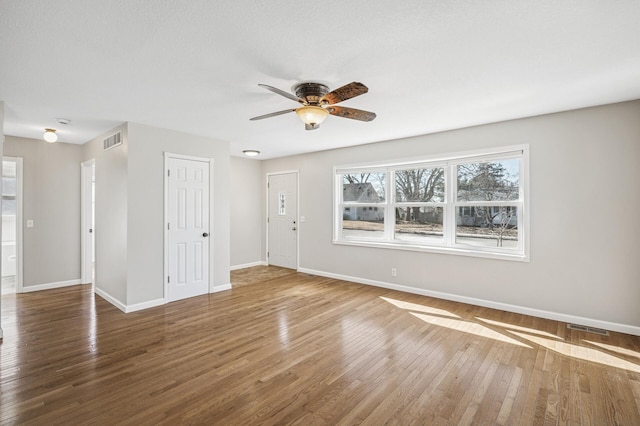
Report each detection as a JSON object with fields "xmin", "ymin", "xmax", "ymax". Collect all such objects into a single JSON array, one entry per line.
[{"xmin": 333, "ymin": 239, "xmax": 529, "ymax": 262}]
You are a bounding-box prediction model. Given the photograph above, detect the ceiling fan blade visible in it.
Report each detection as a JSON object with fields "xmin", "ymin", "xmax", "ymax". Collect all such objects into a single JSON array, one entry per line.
[
  {"xmin": 321, "ymin": 82, "xmax": 369, "ymax": 105},
  {"xmin": 258, "ymin": 84, "xmax": 303, "ymax": 103},
  {"xmin": 249, "ymin": 109, "xmax": 296, "ymax": 121},
  {"xmin": 328, "ymin": 106, "xmax": 377, "ymax": 122}
]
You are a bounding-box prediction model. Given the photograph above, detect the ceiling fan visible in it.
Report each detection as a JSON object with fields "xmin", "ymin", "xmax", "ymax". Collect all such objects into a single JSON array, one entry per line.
[{"xmin": 250, "ymin": 81, "xmax": 376, "ymax": 130}]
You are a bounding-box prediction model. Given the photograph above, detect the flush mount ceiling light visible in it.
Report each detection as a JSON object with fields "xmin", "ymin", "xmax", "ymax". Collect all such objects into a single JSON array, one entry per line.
[
  {"xmin": 43, "ymin": 128, "xmax": 58, "ymax": 143},
  {"xmin": 243, "ymin": 150, "xmax": 260, "ymax": 157}
]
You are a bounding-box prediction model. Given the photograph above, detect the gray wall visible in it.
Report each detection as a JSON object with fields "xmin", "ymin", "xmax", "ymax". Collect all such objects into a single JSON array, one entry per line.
[
  {"xmin": 230, "ymin": 156, "xmax": 262, "ymax": 267},
  {"xmin": 83, "ymin": 124, "xmax": 129, "ymax": 304},
  {"xmin": 0, "ymin": 101, "xmax": 3, "ymax": 339},
  {"xmin": 126, "ymin": 122, "xmax": 231, "ymax": 305},
  {"xmin": 83, "ymin": 122, "xmax": 231, "ymax": 307},
  {"xmin": 4, "ymin": 136, "xmax": 83, "ymax": 288},
  {"xmin": 262, "ymin": 101, "xmax": 640, "ymax": 330}
]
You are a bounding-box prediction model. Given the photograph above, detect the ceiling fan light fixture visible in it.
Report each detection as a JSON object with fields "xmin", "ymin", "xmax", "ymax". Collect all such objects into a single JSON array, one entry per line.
[
  {"xmin": 43, "ymin": 128, "xmax": 58, "ymax": 143},
  {"xmin": 296, "ymin": 106, "xmax": 329, "ymax": 127}
]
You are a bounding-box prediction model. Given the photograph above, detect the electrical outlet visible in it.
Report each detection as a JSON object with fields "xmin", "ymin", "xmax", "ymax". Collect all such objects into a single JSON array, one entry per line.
[{"xmin": 391, "ymin": 268, "xmax": 397, "ymax": 277}]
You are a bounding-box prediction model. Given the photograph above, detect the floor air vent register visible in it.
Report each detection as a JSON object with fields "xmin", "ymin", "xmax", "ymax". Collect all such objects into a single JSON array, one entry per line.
[{"xmin": 567, "ymin": 323, "xmax": 609, "ymax": 336}]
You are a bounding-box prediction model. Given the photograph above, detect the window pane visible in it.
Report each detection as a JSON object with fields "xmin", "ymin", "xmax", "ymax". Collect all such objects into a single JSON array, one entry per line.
[
  {"xmin": 395, "ymin": 168, "xmax": 444, "ymax": 202},
  {"xmin": 456, "ymin": 206, "xmax": 518, "ymax": 248},
  {"xmin": 2, "ymin": 177, "xmax": 16, "ymax": 196},
  {"xmin": 395, "ymin": 207, "xmax": 443, "ymax": 242},
  {"xmin": 342, "ymin": 207, "xmax": 384, "ymax": 238},
  {"xmin": 1, "ymin": 198, "xmax": 16, "ymax": 215},
  {"xmin": 457, "ymin": 159, "xmax": 519, "ymax": 201},
  {"xmin": 342, "ymin": 173, "xmax": 386, "ymax": 202}
]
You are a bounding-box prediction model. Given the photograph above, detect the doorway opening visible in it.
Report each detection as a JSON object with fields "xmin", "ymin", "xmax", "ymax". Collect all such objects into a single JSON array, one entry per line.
[
  {"xmin": 81, "ymin": 159, "xmax": 95, "ymax": 285},
  {"xmin": 1, "ymin": 157, "xmax": 23, "ymax": 294}
]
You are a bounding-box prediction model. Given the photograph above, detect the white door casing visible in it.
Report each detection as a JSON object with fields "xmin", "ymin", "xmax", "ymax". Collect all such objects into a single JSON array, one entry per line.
[
  {"xmin": 267, "ymin": 172, "xmax": 298, "ymax": 269},
  {"xmin": 2, "ymin": 157, "xmax": 23, "ymax": 293},
  {"xmin": 166, "ymin": 155, "xmax": 211, "ymax": 302}
]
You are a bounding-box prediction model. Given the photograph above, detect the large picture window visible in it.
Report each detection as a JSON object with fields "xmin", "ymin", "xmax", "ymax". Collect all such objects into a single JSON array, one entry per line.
[{"xmin": 334, "ymin": 146, "xmax": 529, "ymax": 261}]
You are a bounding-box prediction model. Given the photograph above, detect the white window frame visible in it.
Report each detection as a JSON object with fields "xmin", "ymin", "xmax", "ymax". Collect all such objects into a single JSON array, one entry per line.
[{"xmin": 333, "ymin": 145, "xmax": 530, "ymax": 262}]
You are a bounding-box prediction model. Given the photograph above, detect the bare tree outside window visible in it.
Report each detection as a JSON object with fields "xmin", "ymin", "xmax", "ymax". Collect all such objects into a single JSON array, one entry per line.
[
  {"xmin": 395, "ymin": 168, "xmax": 445, "ymax": 202},
  {"xmin": 394, "ymin": 168, "xmax": 444, "ymax": 242},
  {"xmin": 456, "ymin": 160, "xmax": 519, "ymax": 247}
]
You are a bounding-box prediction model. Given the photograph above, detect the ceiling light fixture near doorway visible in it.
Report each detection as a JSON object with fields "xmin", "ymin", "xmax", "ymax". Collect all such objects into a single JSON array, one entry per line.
[
  {"xmin": 243, "ymin": 150, "xmax": 260, "ymax": 157},
  {"xmin": 43, "ymin": 128, "xmax": 58, "ymax": 143}
]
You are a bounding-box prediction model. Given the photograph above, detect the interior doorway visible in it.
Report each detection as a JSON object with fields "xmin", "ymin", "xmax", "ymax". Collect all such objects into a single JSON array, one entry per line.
[
  {"xmin": 81, "ymin": 159, "xmax": 95, "ymax": 285},
  {"xmin": 1, "ymin": 157, "xmax": 23, "ymax": 294}
]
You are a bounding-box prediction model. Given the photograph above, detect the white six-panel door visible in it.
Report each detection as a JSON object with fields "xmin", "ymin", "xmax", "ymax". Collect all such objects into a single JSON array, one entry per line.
[
  {"xmin": 267, "ymin": 172, "xmax": 298, "ymax": 269},
  {"xmin": 167, "ymin": 156, "xmax": 210, "ymax": 302}
]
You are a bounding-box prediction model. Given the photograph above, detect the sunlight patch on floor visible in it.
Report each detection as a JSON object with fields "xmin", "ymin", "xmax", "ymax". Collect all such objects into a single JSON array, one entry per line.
[
  {"xmin": 380, "ymin": 296, "xmax": 460, "ymax": 318},
  {"xmin": 411, "ymin": 313, "xmax": 532, "ymax": 348},
  {"xmin": 508, "ymin": 331, "xmax": 640, "ymax": 373},
  {"xmin": 476, "ymin": 317, "xmax": 563, "ymax": 340},
  {"xmin": 583, "ymin": 340, "xmax": 640, "ymax": 361}
]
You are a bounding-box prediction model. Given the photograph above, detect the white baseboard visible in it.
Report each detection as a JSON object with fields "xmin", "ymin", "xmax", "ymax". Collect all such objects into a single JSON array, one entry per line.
[
  {"xmin": 230, "ymin": 261, "xmax": 267, "ymax": 271},
  {"xmin": 96, "ymin": 284, "xmax": 232, "ymax": 313},
  {"xmin": 20, "ymin": 279, "xmax": 82, "ymax": 293},
  {"xmin": 94, "ymin": 287, "xmax": 127, "ymax": 313},
  {"xmin": 125, "ymin": 298, "xmax": 165, "ymax": 313},
  {"xmin": 298, "ymin": 267, "xmax": 640, "ymax": 336},
  {"xmin": 95, "ymin": 288, "xmax": 165, "ymax": 313},
  {"xmin": 212, "ymin": 283, "xmax": 232, "ymax": 292}
]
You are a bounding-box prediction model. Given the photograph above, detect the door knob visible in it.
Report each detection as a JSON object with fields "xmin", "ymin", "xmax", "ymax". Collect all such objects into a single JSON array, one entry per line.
[
  {"xmin": 202, "ymin": 232, "xmax": 209, "ymax": 237},
  {"xmin": 291, "ymin": 227, "xmax": 297, "ymax": 231}
]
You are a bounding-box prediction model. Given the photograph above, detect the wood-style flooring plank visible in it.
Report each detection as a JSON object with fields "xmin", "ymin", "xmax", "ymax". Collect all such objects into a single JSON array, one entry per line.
[{"xmin": 1, "ymin": 266, "xmax": 639, "ymax": 425}]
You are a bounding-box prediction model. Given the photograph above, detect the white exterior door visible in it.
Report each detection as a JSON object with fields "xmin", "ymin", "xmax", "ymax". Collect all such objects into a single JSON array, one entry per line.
[
  {"xmin": 167, "ymin": 156, "xmax": 210, "ymax": 302},
  {"xmin": 268, "ymin": 172, "xmax": 298, "ymax": 269}
]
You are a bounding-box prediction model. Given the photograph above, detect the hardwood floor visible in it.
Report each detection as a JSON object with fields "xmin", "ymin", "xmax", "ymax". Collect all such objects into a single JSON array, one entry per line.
[{"xmin": 1, "ymin": 266, "xmax": 639, "ymax": 425}]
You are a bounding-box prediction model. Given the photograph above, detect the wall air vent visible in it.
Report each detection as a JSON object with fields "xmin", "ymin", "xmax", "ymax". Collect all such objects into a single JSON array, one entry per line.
[
  {"xmin": 567, "ymin": 323, "xmax": 609, "ymax": 336},
  {"xmin": 103, "ymin": 131, "xmax": 122, "ymax": 150}
]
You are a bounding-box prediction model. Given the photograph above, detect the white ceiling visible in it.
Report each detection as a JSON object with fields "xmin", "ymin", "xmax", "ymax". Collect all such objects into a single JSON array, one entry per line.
[{"xmin": 1, "ymin": 1, "xmax": 639, "ymax": 159}]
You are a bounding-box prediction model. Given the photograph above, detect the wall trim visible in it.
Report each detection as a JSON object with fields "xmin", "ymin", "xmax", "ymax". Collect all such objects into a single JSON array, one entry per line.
[
  {"xmin": 125, "ymin": 298, "xmax": 166, "ymax": 313},
  {"xmin": 230, "ymin": 261, "xmax": 267, "ymax": 271},
  {"xmin": 298, "ymin": 267, "xmax": 640, "ymax": 336},
  {"xmin": 20, "ymin": 279, "xmax": 82, "ymax": 293},
  {"xmin": 212, "ymin": 283, "xmax": 232, "ymax": 292},
  {"xmin": 94, "ymin": 287, "xmax": 127, "ymax": 312}
]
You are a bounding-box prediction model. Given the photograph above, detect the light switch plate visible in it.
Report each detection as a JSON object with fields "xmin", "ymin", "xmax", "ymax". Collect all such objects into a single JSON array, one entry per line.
[{"xmin": 27, "ymin": 220, "xmax": 34, "ymax": 228}]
